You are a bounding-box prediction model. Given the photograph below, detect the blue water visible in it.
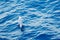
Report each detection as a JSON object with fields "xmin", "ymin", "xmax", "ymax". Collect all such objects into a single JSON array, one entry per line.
[{"xmin": 0, "ymin": 0, "xmax": 60, "ymax": 40}]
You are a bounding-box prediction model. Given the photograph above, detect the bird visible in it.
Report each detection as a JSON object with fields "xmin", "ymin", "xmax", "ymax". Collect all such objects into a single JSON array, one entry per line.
[{"xmin": 18, "ymin": 16, "xmax": 24, "ymax": 31}]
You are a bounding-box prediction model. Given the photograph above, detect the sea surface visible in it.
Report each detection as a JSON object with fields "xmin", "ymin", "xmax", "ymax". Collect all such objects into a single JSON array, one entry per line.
[{"xmin": 0, "ymin": 0, "xmax": 60, "ymax": 40}]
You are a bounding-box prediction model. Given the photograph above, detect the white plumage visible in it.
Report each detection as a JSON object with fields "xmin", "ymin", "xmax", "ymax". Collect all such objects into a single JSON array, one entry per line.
[{"xmin": 18, "ymin": 16, "xmax": 23, "ymax": 28}]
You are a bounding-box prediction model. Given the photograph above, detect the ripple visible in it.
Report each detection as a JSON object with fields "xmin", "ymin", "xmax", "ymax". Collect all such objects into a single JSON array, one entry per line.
[{"xmin": 0, "ymin": 0, "xmax": 60, "ymax": 40}]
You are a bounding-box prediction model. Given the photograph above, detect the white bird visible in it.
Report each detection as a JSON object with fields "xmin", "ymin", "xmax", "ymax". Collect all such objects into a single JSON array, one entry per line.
[{"xmin": 18, "ymin": 16, "xmax": 23, "ymax": 28}]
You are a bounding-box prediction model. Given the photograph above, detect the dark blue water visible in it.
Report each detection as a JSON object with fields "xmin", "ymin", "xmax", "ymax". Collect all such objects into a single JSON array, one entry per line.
[{"xmin": 0, "ymin": 0, "xmax": 60, "ymax": 40}]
